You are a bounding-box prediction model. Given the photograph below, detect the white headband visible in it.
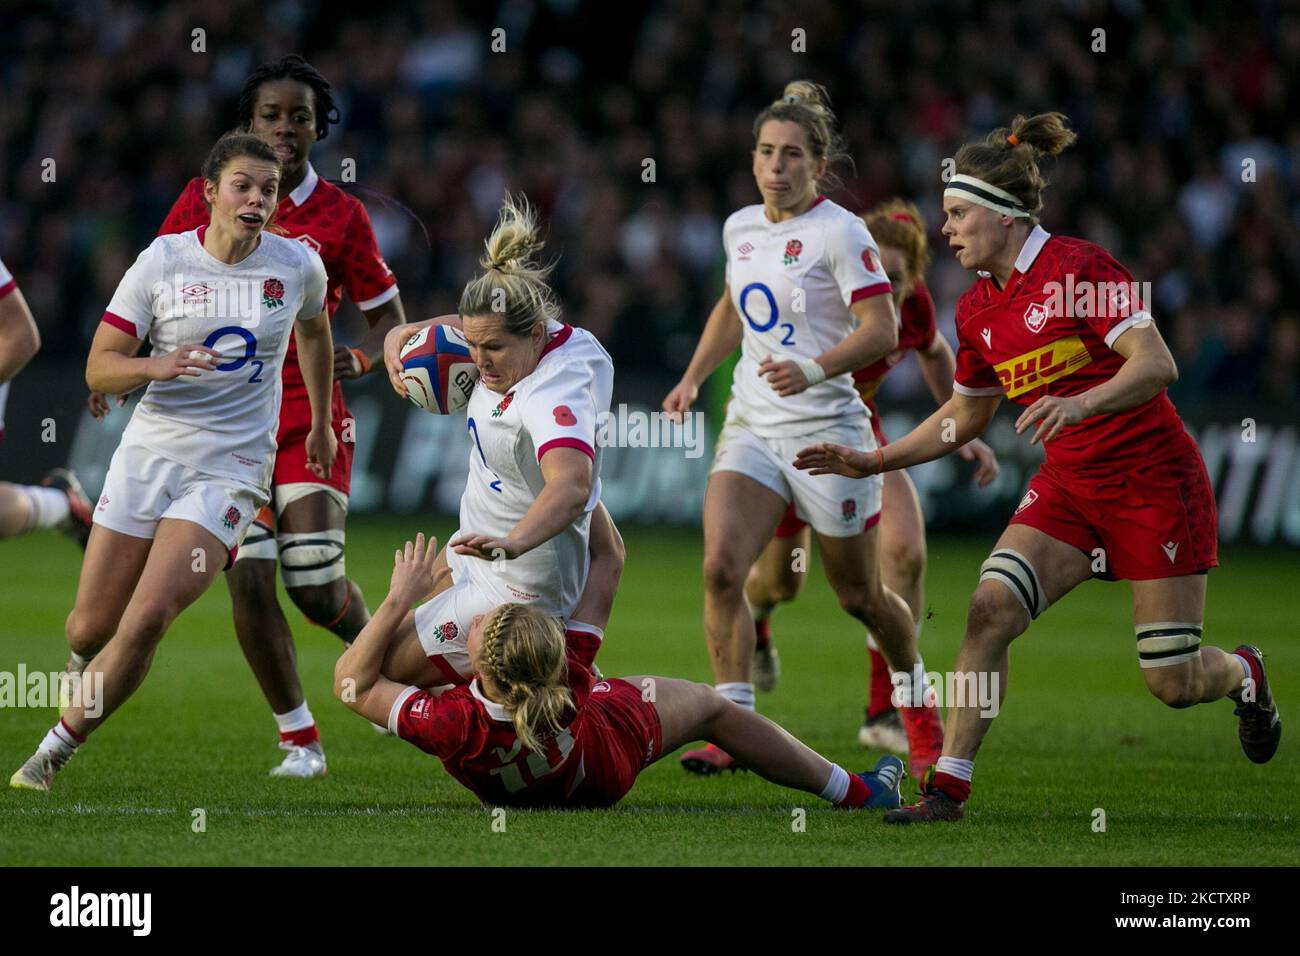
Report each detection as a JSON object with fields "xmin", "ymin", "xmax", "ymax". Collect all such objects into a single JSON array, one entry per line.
[{"xmin": 943, "ymin": 174, "xmax": 1032, "ymax": 218}]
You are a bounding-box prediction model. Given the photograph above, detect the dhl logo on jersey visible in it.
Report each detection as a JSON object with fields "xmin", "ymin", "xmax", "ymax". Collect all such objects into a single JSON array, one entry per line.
[{"xmin": 994, "ymin": 335, "xmax": 1092, "ymax": 398}]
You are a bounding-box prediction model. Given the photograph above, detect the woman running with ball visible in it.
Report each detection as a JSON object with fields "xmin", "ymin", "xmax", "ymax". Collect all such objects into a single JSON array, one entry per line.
[
  {"xmin": 11, "ymin": 133, "xmax": 335, "ymax": 791},
  {"xmin": 662, "ymin": 82, "xmax": 944, "ymax": 777},
  {"xmin": 796, "ymin": 113, "xmax": 1280, "ymax": 823},
  {"xmin": 376, "ymin": 194, "xmax": 614, "ymax": 693}
]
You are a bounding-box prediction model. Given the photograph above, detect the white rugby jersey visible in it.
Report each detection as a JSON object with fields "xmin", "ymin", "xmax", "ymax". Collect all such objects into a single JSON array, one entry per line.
[
  {"xmin": 457, "ymin": 321, "xmax": 613, "ymax": 617},
  {"xmin": 724, "ymin": 197, "xmax": 893, "ymax": 437},
  {"xmin": 101, "ymin": 227, "xmax": 327, "ymax": 491},
  {"xmin": 0, "ymin": 257, "xmax": 15, "ymax": 433}
]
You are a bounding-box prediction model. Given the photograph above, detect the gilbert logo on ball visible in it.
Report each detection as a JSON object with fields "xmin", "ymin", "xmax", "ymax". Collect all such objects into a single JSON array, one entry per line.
[{"xmin": 399, "ymin": 325, "xmax": 480, "ymax": 414}]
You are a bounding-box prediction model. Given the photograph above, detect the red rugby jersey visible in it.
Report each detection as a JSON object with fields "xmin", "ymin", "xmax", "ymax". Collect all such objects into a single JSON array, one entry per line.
[
  {"xmin": 952, "ymin": 226, "xmax": 1184, "ymax": 473},
  {"xmin": 853, "ymin": 279, "xmax": 939, "ymax": 406},
  {"xmin": 157, "ymin": 164, "xmax": 398, "ymax": 396},
  {"xmin": 391, "ymin": 624, "xmax": 604, "ymax": 807}
]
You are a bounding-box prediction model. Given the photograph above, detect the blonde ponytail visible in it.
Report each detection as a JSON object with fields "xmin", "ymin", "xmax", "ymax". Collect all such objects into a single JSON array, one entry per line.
[
  {"xmin": 477, "ymin": 604, "xmax": 572, "ymax": 754},
  {"xmin": 459, "ymin": 193, "xmax": 561, "ymax": 336}
]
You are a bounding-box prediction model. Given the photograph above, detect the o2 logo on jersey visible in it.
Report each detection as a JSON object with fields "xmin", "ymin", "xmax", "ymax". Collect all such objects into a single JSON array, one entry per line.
[
  {"xmin": 738, "ymin": 282, "xmax": 796, "ymax": 346},
  {"xmin": 202, "ymin": 326, "xmax": 263, "ymax": 383}
]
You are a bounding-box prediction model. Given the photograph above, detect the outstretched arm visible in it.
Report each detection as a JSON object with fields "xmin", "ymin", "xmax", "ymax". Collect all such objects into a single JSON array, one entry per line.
[
  {"xmin": 915, "ymin": 335, "xmax": 1000, "ymax": 486},
  {"xmin": 795, "ymin": 390, "xmax": 1001, "ymax": 478},
  {"xmin": 335, "ymin": 533, "xmax": 450, "ymax": 725}
]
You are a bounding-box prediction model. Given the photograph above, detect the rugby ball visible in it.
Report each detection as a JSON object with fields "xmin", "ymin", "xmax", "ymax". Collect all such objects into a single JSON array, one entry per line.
[{"xmin": 399, "ymin": 324, "xmax": 479, "ymax": 415}]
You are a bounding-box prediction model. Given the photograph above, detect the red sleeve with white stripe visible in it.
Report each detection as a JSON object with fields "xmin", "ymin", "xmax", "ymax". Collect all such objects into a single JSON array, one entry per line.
[
  {"xmin": 389, "ymin": 685, "xmax": 472, "ymax": 758},
  {"xmin": 952, "ymin": 295, "xmax": 1003, "ymax": 397},
  {"xmin": 101, "ymin": 242, "xmax": 162, "ymax": 340},
  {"xmin": 826, "ymin": 215, "xmax": 892, "ymax": 307},
  {"xmin": 520, "ymin": 358, "xmax": 600, "ymax": 463},
  {"xmin": 1073, "ymin": 245, "xmax": 1150, "ymax": 348}
]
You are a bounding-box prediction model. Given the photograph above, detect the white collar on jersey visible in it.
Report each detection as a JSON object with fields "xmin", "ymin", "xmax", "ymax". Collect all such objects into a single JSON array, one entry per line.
[
  {"xmin": 287, "ymin": 163, "xmax": 319, "ymax": 207},
  {"xmin": 470, "ymin": 679, "xmax": 512, "ymax": 723},
  {"xmin": 976, "ymin": 224, "xmax": 1052, "ymax": 279}
]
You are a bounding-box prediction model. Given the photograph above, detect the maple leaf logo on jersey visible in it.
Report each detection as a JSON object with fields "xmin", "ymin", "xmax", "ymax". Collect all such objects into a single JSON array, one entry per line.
[
  {"xmin": 432, "ymin": 621, "xmax": 459, "ymax": 644},
  {"xmin": 841, "ymin": 498, "xmax": 857, "ymax": 523},
  {"xmin": 296, "ymin": 234, "xmax": 322, "ymax": 254},
  {"xmin": 262, "ymin": 278, "xmax": 285, "ymax": 311},
  {"xmin": 783, "ymin": 239, "xmax": 803, "ymax": 265},
  {"xmin": 221, "ymin": 505, "xmax": 242, "ymax": 530},
  {"xmin": 1024, "ymin": 301, "xmax": 1049, "ymax": 334},
  {"xmin": 491, "ymin": 392, "xmax": 515, "ymax": 418}
]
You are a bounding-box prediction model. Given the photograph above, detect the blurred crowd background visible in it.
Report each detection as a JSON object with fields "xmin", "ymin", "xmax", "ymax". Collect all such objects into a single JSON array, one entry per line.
[{"xmin": 2, "ymin": 0, "xmax": 1297, "ymax": 413}]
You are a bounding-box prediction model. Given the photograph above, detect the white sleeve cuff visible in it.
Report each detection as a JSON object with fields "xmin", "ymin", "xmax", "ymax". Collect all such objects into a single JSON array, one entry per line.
[
  {"xmin": 387, "ymin": 685, "xmax": 420, "ymax": 735},
  {"xmin": 355, "ymin": 283, "xmax": 399, "ymax": 312},
  {"xmin": 953, "ymin": 382, "xmax": 1004, "ymax": 397},
  {"xmin": 1104, "ymin": 311, "xmax": 1152, "ymax": 349}
]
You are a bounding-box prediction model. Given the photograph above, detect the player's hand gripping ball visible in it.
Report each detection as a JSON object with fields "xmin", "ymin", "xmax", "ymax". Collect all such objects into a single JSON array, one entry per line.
[{"xmin": 398, "ymin": 324, "xmax": 480, "ymax": 414}]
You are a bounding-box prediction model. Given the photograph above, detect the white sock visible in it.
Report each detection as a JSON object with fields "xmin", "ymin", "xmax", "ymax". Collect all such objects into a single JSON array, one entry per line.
[
  {"xmin": 38, "ymin": 722, "xmax": 81, "ymax": 760},
  {"xmin": 67, "ymin": 650, "xmax": 93, "ymax": 672},
  {"xmin": 22, "ymin": 486, "xmax": 70, "ymax": 531},
  {"xmin": 819, "ymin": 763, "xmax": 850, "ymax": 804},
  {"xmin": 274, "ymin": 701, "xmax": 315, "ymax": 734},
  {"xmin": 716, "ymin": 682, "xmax": 755, "ymax": 710},
  {"xmin": 935, "ymin": 756, "xmax": 974, "ymax": 782},
  {"xmin": 1236, "ymin": 654, "xmax": 1251, "ymax": 683}
]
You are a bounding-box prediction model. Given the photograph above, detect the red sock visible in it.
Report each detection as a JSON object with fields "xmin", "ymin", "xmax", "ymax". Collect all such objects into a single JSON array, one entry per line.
[
  {"xmin": 755, "ymin": 617, "xmax": 771, "ymax": 650},
  {"xmin": 1232, "ymin": 651, "xmax": 1262, "ymax": 698},
  {"xmin": 838, "ymin": 772, "xmax": 871, "ymax": 808},
  {"xmin": 867, "ymin": 647, "xmax": 894, "ymax": 718},
  {"xmin": 932, "ymin": 771, "xmax": 971, "ymax": 803},
  {"xmin": 280, "ymin": 724, "xmax": 320, "ymax": 748}
]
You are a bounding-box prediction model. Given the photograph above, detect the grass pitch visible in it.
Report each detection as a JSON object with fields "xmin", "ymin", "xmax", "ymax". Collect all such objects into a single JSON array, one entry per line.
[{"xmin": 1, "ymin": 518, "xmax": 1296, "ymax": 865}]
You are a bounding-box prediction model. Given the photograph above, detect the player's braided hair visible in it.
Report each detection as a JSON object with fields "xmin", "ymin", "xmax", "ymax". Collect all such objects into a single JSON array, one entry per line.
[
  {"xmin": 751, "ymin": 80, "xmax": 853, "ymax": 193},
  {"xmin": 200, "ymin": 131, "xmax": 280, "ymax": 185},
  {"xmin": 459, "ymin": 194, "xmax": 561, "ymax": 336},
  {"xmin": 954, "ymin": 112, "xmax": 1078, "ymax": 223},
  {"xmin": 237, "ymin": 54, "xmax": 341, "ymax": 142},
  {"xmin": 476, "ymin": 603, "xmax": 573, "ymax": 754},
  {"xmin": 863, "ymin": 198, "xmax": 931, "ymax": 284}
]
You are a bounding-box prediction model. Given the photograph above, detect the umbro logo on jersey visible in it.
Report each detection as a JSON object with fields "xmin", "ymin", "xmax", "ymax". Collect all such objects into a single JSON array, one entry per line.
[
  {"xmin": 737, "ymin": 242, "xmax": 754, "ymax": 260},
  {"xmin": 980, "ymin": 328, "xmax": 992, "ymax": 348},
  {"xmin": 181, "ymin": 282, "xmax": 214, "ymax": 302},
  {"xmin": 1024, "ymin": 301, "xmax": 1049, "ymax": 333},
  {"xmin": 1162, "ymin": 541, "xmax": 1179, "ymax": 562}
]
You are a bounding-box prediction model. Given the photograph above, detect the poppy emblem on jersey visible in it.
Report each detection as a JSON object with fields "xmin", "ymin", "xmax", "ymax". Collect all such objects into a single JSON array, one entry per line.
[
  {"xmin": 222, "ymin": 505, "xmax": 242, "ymax": 530},
  {"xmin": 491, "ymin": 392, "xmax": 515, "ymax": 418},
  {"xmin": 1024, "ymin": 301, "xmax": 1049, "ymax": 333},
  {"xmin": 553, "ymin": 405, "xmax": 577, "ymax": 426},
  {"xmin": 737, "ymin": 242, "xmax": 754, "ymax": 260},
  {"xmin": 1015, "ymin": 489, "xmax": 1038, "ymax": 514},
  {"xmin": 262, "ymin": 278, "xmax": 285, "ymax": 310},
  {"xmin": 783, "ymin": 239, "xmax": 803, "ymax": 265},
  {"xmin": 433, "ymin": 621, "xmax": 458, "ymax": 644},
  {"xmin": 841, "ymin": 498, "xmax": 857, "ymax": 522},
  {"xmin": 861, "ymin": 248, "xmax": 880, "ymax": 273}
]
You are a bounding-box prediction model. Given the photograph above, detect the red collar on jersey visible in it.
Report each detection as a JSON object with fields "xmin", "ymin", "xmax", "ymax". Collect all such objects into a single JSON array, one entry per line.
[{"xmin": 538, "ymin": 323, "xmax": 574, "ymax": 361}]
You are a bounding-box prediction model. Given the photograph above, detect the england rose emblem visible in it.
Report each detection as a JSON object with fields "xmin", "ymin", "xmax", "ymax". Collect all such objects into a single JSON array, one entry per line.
[
  {"xmin": 783, "ymin": 239, "xmax": 803, "ymax": 265},
  {"xmin": 262, "ymin": 277, "xmax": 285, "ymax": 310}
]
